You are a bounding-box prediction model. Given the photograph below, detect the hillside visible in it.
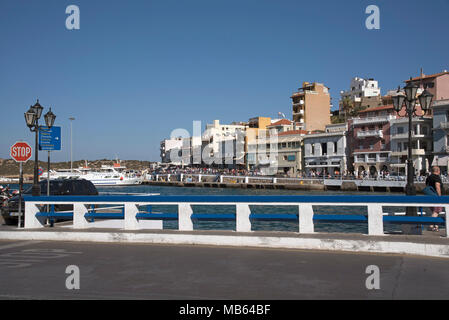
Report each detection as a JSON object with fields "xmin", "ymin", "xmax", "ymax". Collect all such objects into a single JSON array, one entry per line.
[{"xmin": 0, "ymin": 158, "xmax": 152, "ymax": 177}]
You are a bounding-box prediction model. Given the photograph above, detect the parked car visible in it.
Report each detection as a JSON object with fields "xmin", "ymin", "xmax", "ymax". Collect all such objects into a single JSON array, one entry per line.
[{"xmin": 1, "ymin": 179, "xmax": 98, "ymax": 226}]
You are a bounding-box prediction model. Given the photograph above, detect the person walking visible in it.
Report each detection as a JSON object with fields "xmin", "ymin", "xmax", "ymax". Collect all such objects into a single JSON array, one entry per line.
[{"xmin": 425, "ymin": 166, "xmax": 443, "ymax": 232}]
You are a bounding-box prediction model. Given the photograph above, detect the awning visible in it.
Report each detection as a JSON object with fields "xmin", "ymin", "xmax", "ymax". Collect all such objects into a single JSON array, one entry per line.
[{"xmin": 431, "ymin": 156, "xmax": 449, "ymax": 167}]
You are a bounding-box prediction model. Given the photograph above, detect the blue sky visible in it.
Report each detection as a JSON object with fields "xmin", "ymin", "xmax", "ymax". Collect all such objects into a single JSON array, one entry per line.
[{"xmin": 1, "ymin": 0, "xmax": 448, "ymax": 162}]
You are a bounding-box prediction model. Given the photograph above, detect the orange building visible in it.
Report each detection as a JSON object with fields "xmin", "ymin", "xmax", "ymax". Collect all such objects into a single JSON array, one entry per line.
[{"xmin": 291, "ymin": 82, "xmax": 331, "ymax": 132}]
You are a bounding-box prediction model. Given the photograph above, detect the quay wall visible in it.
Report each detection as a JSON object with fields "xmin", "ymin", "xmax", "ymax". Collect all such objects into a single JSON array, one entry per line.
[{"xmin": 142, "ymin": 179, "xmax": 438, "ymax": 194}]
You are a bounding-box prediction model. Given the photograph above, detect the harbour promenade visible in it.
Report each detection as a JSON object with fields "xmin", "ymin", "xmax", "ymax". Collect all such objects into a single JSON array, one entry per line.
[{"xmin": 143, "ymin": 173, "xmax": 436, "ymax": 193}]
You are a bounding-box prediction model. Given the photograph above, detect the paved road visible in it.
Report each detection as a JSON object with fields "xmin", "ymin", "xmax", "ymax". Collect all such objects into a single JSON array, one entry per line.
[{"xmin": 0, "ymin": 239, "xmax": 448, "ymax": 300}]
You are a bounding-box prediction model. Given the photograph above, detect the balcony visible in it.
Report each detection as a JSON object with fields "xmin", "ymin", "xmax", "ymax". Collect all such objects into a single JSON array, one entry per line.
[
  {"xmin": 391, "ymin": 149, "xmax": 426, "ymax": 157},
  {"xmin": 292, "ymin": 100, "xmax": 305, "ymax": 106},
  {"xmin": 390, "ymin": 132, "xmax": 429, "ymax": 140},
  {"xmin": 352, "ymin": 115, "xmax": 395, "ymax": 125},
  {"xmin": 293, "ymin": 110, "xmax": 304, "ymax": 116},
  {"xmin": 356, "ymin": 130, "xmax": 383, "ymax": 139}
]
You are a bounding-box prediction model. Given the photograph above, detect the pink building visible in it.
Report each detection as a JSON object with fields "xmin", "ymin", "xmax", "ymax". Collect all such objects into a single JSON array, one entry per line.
[
  {"xmin": 405, "ymin": 70, "xmax": 449, "ymax": 102},
  {"xmin": 348, "ymin": 105, "xmax": 397, "ymax": 177}
]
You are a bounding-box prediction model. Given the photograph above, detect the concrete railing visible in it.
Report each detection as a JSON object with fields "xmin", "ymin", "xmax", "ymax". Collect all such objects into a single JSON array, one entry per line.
[{"xmin": 23, "ymin": 195, "xmax": 448, "ymax": 237}]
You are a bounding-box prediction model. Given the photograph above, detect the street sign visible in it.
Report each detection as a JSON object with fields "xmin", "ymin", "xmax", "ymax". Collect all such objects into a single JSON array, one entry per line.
[
  {"xmin": 39, "ymin": 126, "xmax": 61, "ymax": 151},
  {"xmin": 10, "ymin": 141, "xmax": 32, "ymax": 162}
]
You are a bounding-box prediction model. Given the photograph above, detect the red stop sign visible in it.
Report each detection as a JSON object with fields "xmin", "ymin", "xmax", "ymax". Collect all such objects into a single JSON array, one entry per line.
[{"xmin": 10, "ymin": 141, "xmax": 33, "ymax": 162}]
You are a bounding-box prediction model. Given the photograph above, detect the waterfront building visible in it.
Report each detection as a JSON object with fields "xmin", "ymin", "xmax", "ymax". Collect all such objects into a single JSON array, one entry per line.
[
  {"xmin": 389, "ymin": 116, "xmax": 433, "ymax": 176},
  {"xmin": 160, "ymin": 138, "xmax": 184, "ymax": 164},
  {"xmin": 291, "ymin": 82, "xmax": 331, "ymax": 132},
  {"xmin": 247, "ymin": 129, "xmax": 307, "ymax": 175},
  {"xmin": 266, "ymin": 119, "xmax": 305, "ymax": 135},
  {"xmin": 405, "ymin": 70, "xmax": 449, "ymax": 104},
  {"xmin": 303, "ymin": 124, "xmax": 348, "ymax": 177},
  {"xmin": 275, "ymin": 130, "xmax": 307, "ymax": 175},
  {"xmin": 202, "ymin": 120, "xmax": 247, "ymax": 167},
  {"xmin": 348, "ymin": 105, "xmax": 396, "ymax": 177},
  {"xmin": 339, "ymin": 77, "xmax": 382, "ymax": 113},
  {"xmin": 431, "ymin": 99, "xmax": 449, "ymax": 173}
]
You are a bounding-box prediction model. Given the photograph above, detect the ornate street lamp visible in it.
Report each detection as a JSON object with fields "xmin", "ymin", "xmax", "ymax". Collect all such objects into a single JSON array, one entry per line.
[
  {"xmin": 393, "ymin": 80, "xmax": 433, "ymax": 216},
  {"xmin": 24, "ymin": 100, "xmax": 56, "ymax": 196}
]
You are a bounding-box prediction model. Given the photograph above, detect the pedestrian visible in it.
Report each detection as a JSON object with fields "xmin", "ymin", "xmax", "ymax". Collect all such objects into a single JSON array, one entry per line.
[{"xmin": 424, "ymin": 166, "xmax": 443, "ymax": 232}]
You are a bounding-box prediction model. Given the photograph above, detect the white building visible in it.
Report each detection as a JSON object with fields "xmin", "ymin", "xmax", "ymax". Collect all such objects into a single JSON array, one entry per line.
[
  {"xmin": 340, "ymin": 77, "xmax": 381, "ymax": 102},
  {"xmin": 303, "ymin": 123, "xmax": 348, "ymax": 176}
]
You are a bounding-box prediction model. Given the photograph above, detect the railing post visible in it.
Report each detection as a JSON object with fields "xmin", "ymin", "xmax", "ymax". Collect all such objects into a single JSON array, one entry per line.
[
  {"xmin": 367, "ymin": 204, "xmax": 384, "ymax": 236},
  {"xmin": 298, "ymin": 203, "xmax": 314, "ymax": 234},
  {"xmin": 220, "ymin": 175, "xmax": 224, "ymax": 183},
  {"xmin": 273, "ymin": 178, "xmax": 277, "ymax": 184},
  {"xmin": 24, "ymin": 201, "xmax": 45, "ymax": 229},
  {"xmin": 236, "ymin": 204, "xmax": 251, "ymax": 232},
  {"xmin": 73, "ymin": 203, "xmax": 89, "ymax": 229},
  {"xmin": 178, "ymin": 203, "xmax": 193, "ymax": 231},
  {"xmin": 124, "ymin": 203, "xmax": 140, "ymax": 230},
  {"xmin": 244, "ymin": 177, "xmax": 249, "ymax": 184},
  {"xmin": 180, "ymin": 173, "xmax": 183, "ymax": 182},
  {"xmin": 167, "ymin": 174, "xmax": 171, "ymax": 182},
  {"xmin": 198, "ymin": 174, "xmax": 202, "ymax": 182}
]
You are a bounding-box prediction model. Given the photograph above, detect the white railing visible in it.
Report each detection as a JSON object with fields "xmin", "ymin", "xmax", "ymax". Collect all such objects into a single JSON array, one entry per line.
[
  {"xmin": 357, "ymin": 130, "xmax": 383, "ymax": 139},
  {"xmin": 23, "ymin": 195, "xmax": 448, "ymax": 237},
  {"xmin": 352, "ymin": 115, "xmax": 395, "ymax": 125}
]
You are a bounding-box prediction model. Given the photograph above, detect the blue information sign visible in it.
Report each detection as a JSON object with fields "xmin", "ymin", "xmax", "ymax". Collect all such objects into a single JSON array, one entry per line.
[{"xmin": 39, "ymin": 126, "xmax": 61, "ymax": 151}]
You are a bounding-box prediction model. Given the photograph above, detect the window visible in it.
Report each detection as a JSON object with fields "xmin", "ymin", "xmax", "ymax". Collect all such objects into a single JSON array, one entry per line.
[
  {"xmin": 422, "ymin": 126, "xmax": 428, "ymax": 135},
  {"xmin": 421, "ymin": 141, "xmax": 427, "ymax": 151},
  {"xmin": 397, "ymin": 127, "xmax": 404, "ymax": 134},
  {"xmin": 321, "ymin": 143, "xmax": 327, "ymax": 155},
  {"xmin": 311, "ymin": 144, "xmax": 315, "ymax": 155},
  {"xmin": 334, "ymin": 142, "xmax": 338, "ymax": 154}
]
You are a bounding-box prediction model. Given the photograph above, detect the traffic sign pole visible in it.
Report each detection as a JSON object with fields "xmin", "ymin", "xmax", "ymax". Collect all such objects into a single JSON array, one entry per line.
[
  {"xmin": 10, "ymin": 141, "xmax": 32, "ymax": 228},
  {"xmin": 18, "ymin": 162, "xmax": 23, "ymax": 228}
]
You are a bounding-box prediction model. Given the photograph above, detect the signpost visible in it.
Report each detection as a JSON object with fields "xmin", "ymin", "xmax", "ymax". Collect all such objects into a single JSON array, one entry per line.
[
  {"xmin": 10, "ymin": 141, "xmax": 33, "ymax": 228},
  {"xmin": 39, "ymin": 126, "xmax": 62, "ymax": 225}
]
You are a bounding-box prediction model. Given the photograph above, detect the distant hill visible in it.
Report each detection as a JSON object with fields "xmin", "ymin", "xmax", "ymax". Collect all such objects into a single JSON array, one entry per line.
[{"xmin": 0, "ymin": 158, "xmax": 153, "ymax": 177}]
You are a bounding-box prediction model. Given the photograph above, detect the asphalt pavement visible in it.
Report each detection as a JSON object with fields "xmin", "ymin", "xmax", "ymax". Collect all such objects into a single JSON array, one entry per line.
[{"xmin": 0, "ymin": 239, "xmax": 448, "ymax": 300}]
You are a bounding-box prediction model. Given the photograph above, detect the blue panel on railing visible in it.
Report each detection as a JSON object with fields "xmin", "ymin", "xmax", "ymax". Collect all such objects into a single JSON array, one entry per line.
[
  {"xmin": 191, "ymin": 214, "xmax": 236, "ymax": 221},
  {"xmin": 314, "ymin": 215, "xmax": 368, "ymax": 222},
  {"xmin": 84, "ymin": 212, "xmax": 124, "ymax": 219},
  {"xmin": 36, "ymin": 212, "xmax": 74, "ymax": 218},
  {"xmin": 23, "ymin": 194, "xmax": 449, "ymax": 204},
  {"xmin": 136, "ymin": 213, "xmax": 178, "ymax": 220},
  {"xmin": 383, "ymin": 216, "xmax": 445, "ymax": 225}
]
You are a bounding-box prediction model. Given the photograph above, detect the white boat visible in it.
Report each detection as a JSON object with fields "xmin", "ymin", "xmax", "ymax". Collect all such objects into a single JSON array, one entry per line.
[{"xmin": 44, "ymin": 161, "xmax": 143, "ymax": 186}]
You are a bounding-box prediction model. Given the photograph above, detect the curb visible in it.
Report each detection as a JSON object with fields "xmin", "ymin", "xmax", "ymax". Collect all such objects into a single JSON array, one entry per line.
[{"xmin": 1, "ymin": 230, "xmax": 449, "ymax": 259}]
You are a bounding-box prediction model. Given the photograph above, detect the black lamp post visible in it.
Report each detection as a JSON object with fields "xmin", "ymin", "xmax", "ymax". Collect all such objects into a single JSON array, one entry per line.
[
  {"xmin": 392, "ymin": 80, "xmax": 433, "ymax": 216},
  {"xmin": 24, "ymin": 100, "xmax": 56, "ymax": 196}
]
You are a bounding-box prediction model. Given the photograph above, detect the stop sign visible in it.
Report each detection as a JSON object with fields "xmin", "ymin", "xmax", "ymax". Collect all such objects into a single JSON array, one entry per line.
[{"xmin": 10, "ymin": 141, "xmax": 33, "ymax": 162}]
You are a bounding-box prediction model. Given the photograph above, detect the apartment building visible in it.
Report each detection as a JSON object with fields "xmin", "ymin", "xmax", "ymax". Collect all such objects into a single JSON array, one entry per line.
[
  {"xmin": 389, "ymin": 116, "xmax": 433, "ymax": 175},
  {"xmin": 431, "ymin": 99, "xmax": 449, "ymax": 173},
  {"xmin": 291, "ymin": 82, "xmax": 331, "ymax": 132},
  {"xmin": 303, "ymin": 124, "xmax": 348, "ymax": 177},
  {"xmin": 405, "ymin": 70, "xmax": 449, "ymax": 102},
  {"xmin": 348, "ymin": 105, "xmax": 396, "ymax": 177},
  {"xmin": 340, "ymin": 77, "xmax": 382, "ymax": 112}
]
